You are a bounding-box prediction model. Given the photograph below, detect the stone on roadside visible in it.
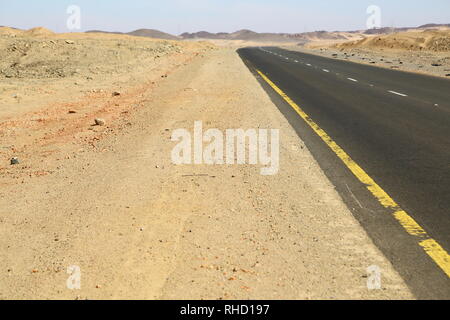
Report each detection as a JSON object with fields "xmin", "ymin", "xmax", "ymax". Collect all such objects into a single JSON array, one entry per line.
[
  {"xmin": 94, "ymin": 118, "xmax": 106, "ymax": 126},
  {"xmin": 10, "ymin": 157, "xmax": 20, "ymax": 165}
]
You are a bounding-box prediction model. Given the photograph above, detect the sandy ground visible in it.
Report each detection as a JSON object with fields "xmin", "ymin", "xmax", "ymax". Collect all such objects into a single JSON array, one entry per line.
[
  {"xmin": 0, "ymin": 31, "xmax": 414, "ymax": 299},
  {"xmin": 283, "ymin": 29, "xmax": 450, "ymax": 79}
]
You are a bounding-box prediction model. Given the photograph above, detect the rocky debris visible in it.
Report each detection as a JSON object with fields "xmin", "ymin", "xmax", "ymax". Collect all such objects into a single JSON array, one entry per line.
[
  {"xmin": 298, "ymin": 44, "xmax": 450, "ymax": 79},
  {"xmin": 0, "ymin": 34, "xmax": 203, "ymax": 80},
  {"xmin": 94, "ymin": 118, "xmax": 106, "ymax": 126},
  {"xmin": 112, "ymin": 91, "xmax": 121, "ymax": 96},
  {"xmin": 10, "ymin": 157, "xmax": 20, "ymax": 165},
  {"xmin": 68, "ymin": 110, "xmax": 77, "ymax": 114}
]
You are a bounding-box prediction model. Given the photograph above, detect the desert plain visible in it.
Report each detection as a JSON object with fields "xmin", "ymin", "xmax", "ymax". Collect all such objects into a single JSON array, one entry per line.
[{"xmin": 0, "ymin": 25, "xmax": 449, "ymax": 299}]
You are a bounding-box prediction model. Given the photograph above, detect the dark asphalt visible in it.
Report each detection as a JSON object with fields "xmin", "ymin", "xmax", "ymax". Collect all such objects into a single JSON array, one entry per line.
[{"xmin": 238, "ymin": 46, "xmax": 450, "ymax": 299}]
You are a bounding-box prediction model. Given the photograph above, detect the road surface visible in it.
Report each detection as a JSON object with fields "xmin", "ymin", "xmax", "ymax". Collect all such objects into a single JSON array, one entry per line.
[{"xmin": 238, "ymin": 46, "xmax": 450, "ymax": 299}]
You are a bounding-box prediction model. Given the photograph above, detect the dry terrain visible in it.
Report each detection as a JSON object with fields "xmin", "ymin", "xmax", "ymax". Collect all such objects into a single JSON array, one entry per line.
[
  {"xmin": 0, "ymin": 28, "xmax": 413, "ymax": 299},
  {"xmin": 284, "ymin": 28, "xmax": 450, "ymax": 78}
]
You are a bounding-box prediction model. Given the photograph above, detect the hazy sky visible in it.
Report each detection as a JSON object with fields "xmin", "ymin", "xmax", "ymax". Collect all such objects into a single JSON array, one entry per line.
[{"xmin": 0, "ymin": 0, "xmax": 449, "ymax": 34}]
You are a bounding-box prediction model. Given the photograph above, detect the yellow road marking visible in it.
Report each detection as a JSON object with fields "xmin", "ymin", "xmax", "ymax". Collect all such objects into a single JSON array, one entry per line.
[{"xmin": 256, "ymin": 69, "xmax": 450, "ymax": 278}]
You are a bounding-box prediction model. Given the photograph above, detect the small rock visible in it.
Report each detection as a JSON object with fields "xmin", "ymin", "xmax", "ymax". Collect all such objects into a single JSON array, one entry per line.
[
  {"xmin": 68, "ymin": 110, "xmax": 77, "ymax": 114},
  {"xmin": 112, "ymin": 91, "xmax": 121, "ymax": 96},
  {"xmin": 431, "ymin": 63, "xmax": 442, "ymax": 67},
  {"xmin": 10, "ymin": 157, "xmax": 19, "ymax": 165},
  {"xmin": 65, "ymin": 40, "xmax": 75, "ymax": 44},
  {"xmin": 445, "ymin": 74, "xmax": 450, "ymax": 77},
  {"xmin": 94, "ymin": 118, "xmax": 106, "ymax": 126}
]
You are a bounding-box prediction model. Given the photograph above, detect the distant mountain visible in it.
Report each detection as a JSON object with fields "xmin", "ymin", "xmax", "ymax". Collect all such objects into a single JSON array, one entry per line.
[
  {"xmin": 181, "ymin": 29, "xmax": 357, "ymax": 43},
  {"xmin": 180, "ymin": 23, "xmax": 450, "ymax": 42},
  {"xmin": 41, "ymin": 22, "xmax": 448, "ymax": 43},
  {"xmin": 418, "ymin": 23, "xmax": 450, "ymax": 28},
  {"xmin": 127, "ymin": 29, "xmax": 180, "ymax": 40},
  {"xmin": 86, "ymin": 29, "xmax": 179, "ymax": 40},
  {"xmin": 288, "ymin": 31, "xmax": 348, "ymax": 40},
  {"xmin": 180, "ymin": 31, "xmax": 223, "ymax": 39},
  {"xmin": 181, "ymin": 29, "xmax": 297, "ymax": 42},
  {"xmin": 364, "ymin": 23, "xmax": 450, "ymax": 35},
  {"xmin": 363, "ymin": 27, "xmax": 411, "ymax": 35},
  {"xmin": 86, "ymin": 30, "xmax": 123, "ymax": 35}
]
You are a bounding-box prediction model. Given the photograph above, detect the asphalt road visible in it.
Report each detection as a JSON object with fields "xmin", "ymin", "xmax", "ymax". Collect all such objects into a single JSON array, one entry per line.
[{"xmin": 238, "ymin": 46, "xmax": 450, "ymax": 299}]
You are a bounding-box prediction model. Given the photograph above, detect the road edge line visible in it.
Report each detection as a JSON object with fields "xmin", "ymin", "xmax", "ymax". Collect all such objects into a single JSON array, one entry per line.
[{"xmin": 256, "ymin": 69, "xmax": 450, "ymax": 278}]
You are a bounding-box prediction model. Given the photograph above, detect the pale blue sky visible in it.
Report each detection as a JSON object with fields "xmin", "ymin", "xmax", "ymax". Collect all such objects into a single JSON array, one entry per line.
[{"xmin": 0, "ymin": 0, "xmax": 449, "ymax": 34}]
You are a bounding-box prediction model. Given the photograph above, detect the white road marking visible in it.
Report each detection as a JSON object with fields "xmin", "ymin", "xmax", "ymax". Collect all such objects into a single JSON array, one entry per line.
[
  {"xmin": 322, "ymin": 69, "xmax": 330, "ymax": 72},
  {"xmin": 306, "ymin": 63, "xmax": 312, "ymax": 66},
  {"xmin": 347, "ymin": 78, "xmax": 358, "ymax": 82},
  {"xmin": 388, "ymin": 90, "xmax": 408, "ymax": 97},
  {"xmin": 294, "ymin": 60, "xmax": 299, "ymax": 63}
]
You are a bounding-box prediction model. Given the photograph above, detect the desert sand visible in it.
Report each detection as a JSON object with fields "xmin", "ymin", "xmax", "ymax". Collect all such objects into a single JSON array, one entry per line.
[
  {"xmin": 284, "ymin": 28, "xmax": 450, "ymax": 78},
  {"xmin": 0, "ymin": 28, "xmax": 413, "ymax": 299}
]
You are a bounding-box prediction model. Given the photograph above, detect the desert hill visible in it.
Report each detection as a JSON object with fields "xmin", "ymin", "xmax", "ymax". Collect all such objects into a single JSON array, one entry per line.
[
  {"xmin": 180, "ymin": 29, "xmax": 295, "ymax": 42},
  {"xmin": 0, "ymin": 26, "xmax": 54, "ymax": 36},
  {"xmin": 180, "ymin": 23, "xmax": 449, "ymax": 44},
  {"xmin": 86, "ymin": 28, "xmax": 180, "ymax": 40},
  {"xmin": 337, "ymin": 28, "xmax": 450, "ymax": 52},
  {"xmin": 180, "ymin": 29, "xmax": 343, "ymax": 43}
]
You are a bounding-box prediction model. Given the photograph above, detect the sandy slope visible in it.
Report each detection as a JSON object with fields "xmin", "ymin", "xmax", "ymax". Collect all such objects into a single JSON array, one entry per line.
[
  {"xmin": 0, "ymin": 32, "xmax": 413, "ymax": 299},
  {"xmin": 337, "ymin": 29, "xmax": 450, "ymax": 52},
  {"xmin": 286, "ymin": 29, "xmax": 450, "ymax": 78}
]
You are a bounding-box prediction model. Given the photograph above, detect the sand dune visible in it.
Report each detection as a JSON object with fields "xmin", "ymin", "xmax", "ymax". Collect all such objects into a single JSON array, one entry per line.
[
  {"xmin": 337, "ymin": 29, "xmax": 450, "ymax": 52},
  {"xmin": 86, "ymin": 28, "xmax": 180, "ymax": 40}
]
